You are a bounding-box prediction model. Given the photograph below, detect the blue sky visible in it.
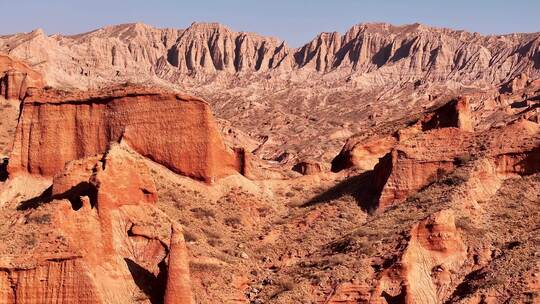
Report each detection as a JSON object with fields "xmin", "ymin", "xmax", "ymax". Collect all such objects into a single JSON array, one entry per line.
[{"xmin": 1, "ymin": 0, "xmax": 538, "ymax": 46}]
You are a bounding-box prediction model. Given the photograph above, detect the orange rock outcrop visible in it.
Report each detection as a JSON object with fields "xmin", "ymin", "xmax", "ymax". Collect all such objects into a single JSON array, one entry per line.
[
  {"xmin": 1, "ymin": 145, "xmax": 194, "ymax": 303},
  {"xmin": 0, "ymin": 54, "xmax": 44, "ymax": 100},
  {"xmin": 371, "ymin": 128, "xmax": 471, "ymax": 211},
  {"xmin": 370, "ymin": 120, "xmax": 540, "ymax": 211},
  {"xmin": 292, "ymin": 160, "xmax": 326, "ymax": 175},
  {"xmin": 374, "ymin": 210, "xmax": 467, "ymax": 303},
  {"xmin": 332, "ymin": 96, "xmax": 473, "ymax": 173},
  {"xmin": 0, "ymin": 258, "xmax": 102, "ymax": 303},
  {"xmin": 9, "ymin": 86, "xmax": 240, "ymax": 182},
  {"xmin": 421, "ymin": 96, "xmax": 473, "ymax": 132}
]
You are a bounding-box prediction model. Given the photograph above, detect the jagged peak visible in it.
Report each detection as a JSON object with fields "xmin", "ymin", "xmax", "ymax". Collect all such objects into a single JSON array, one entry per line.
[
  {"xmin": 65, "ymin": 22, "xmax": 165, "ymax": 40},
  {"xmin": 343, "ymin": 22, "xmax": 474, "ymax": 38},
  {"xmin": 181, "ymin": 22, "xmax": 284, "ymax": 45},
  {"xmin": 100, "ymin": 22, "xmax": 158, "ymax": 33},
  {"xmin": 315, "ymin": 31, "xmax": 341, "ymax": 40},
  {"xmin": 186, "ymin": 22, "xmax": 231, "ymax": 33},
  {"xmin": 30, "ymin": 28, "xmax": 46, "ymax": 37}
]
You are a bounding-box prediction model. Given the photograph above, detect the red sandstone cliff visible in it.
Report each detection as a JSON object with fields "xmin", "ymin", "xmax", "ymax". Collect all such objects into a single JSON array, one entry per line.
[{"xmin": 9, "ymin": 86, "xmax": 241, "ymax": 182}]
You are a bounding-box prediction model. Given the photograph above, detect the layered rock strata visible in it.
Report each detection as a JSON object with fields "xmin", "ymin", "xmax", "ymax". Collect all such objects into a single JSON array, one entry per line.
[
  {"xmin": 1, "ymin": 23, "xmax": 539, "ymax": 89},
  {"xmin": 370, "ymin": 120, "xmax": 540, "ymax": 211},
  {"xmin": 331, "ymin": 96, "xmax": 473, "ymax": 173},
  {"xmin": 9, "ymin": 86, "xmax": 241, "ymax": 182}
]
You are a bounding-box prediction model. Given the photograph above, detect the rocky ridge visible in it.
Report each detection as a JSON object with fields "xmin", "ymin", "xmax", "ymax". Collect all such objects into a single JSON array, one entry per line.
[
  {"xmin": 2, "ymin": 22, "xmax": 540, "ymax": 164},
  {"xmin": 1, "ymin": 22, "xmax": 539, "ymax": 90},
  {"xmin": 0, "ymin": 21, "xmax": 539, "ymax": 304}
]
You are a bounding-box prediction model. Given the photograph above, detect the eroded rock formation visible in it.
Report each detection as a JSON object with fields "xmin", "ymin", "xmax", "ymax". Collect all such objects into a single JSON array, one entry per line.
[
  {"xmin": 9, "ymin": 86, "xmax": 241, "ymax": 182},
  {"xmin": 0, "ymin": 21, "xmax": 539, "ymax": 304},
  {"xmin": 370, "ymin": 119, "xmax": 540, "ymax": 211},
  {"xmin": 1, "ymin": 22, "xmax": 540, "ymax": 166},
  {"xmin": 421, "ymin": 96, "xmax": 473, "ymax": 132},
  {"xmin": 166, "ymin": 22, "xmax": 290, "ymax": 74},
  {"xmin": 0, "ymin": 258, "xmax": 101, "ymax": 303},
  {"xmin": 0, "ymin": 54, "xmax": 44, "ymax": 100},
  {"xmin": 1, "ymin": 144, "xmax": 193, "ymax": 303},
  {"xmin": 1, "ymin": 23, "xmax": 539, "ymax": 90},
  {"xmin": 331, "ymin": 135, "xmax": 397, "ymax": 172},
  {"xmin": 164, "ymin": 225, "xmax": 194, "ymax": 304},
  {"xmin": 332, "ymin": 96, "xmax": 473, "ymax": 173},
  {"xmin": 292, "ymin": 160, "xmax": 326, "ymax": 175},
  {"xmin": 375, "ymin": 210, "xmax": 467, "ymax": 303}
]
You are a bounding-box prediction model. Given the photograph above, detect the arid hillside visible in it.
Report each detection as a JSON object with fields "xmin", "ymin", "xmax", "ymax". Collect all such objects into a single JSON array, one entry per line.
[
  {"xmin": 1, "ymin": 22, "xmax": 540, "ymax": 163},
  {"xmin": 0, "ymin": 22, "xmax": 539, "ymax": 304}
]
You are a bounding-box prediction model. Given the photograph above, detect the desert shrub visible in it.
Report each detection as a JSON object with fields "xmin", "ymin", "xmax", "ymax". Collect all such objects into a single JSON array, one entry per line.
[
  {"xmin": 266, "ymin": 278, "xmax": 297, "ymax": 299},
  {"xmin": 207, "ymin": 238, "xmax": 223, "ymax": 247},
  {"xmin": 324, "ymin": 254, "xmax": 348, "ymax": 267},
  {"xmin": 441, "ymin": 175, "xmax": 466, "ymax": 186},
  {"xmin": 190, "ymin": 261, "xmax": 222, "ymax": 272},
  {"xmin": 454, "ymin": 154, "xmax": 472, "ymax": 166},
  {"xmin": 27, "ymin": 213, "xmax": 51, "ymax": 224},
  {"xmin": 224, "ymin": 216, "xmax": 242, "ymax": 228},
  {"xmin": 190, "ymin": 207, "xmax": 215, "ymax": 219},
  {"xmin": 455, "ymin": 216, "xmax": 487, "ymax": 237},
  {"xmin": 183, "ymin": 229, "xmax": 198, "ymax": 242},
  {"xmin": 24, "ymin": 233, "xmax": 37, "ymax": 248},
  {"xmin": 276, "ymin": 278, "xmax": 295, "ymax": 291},
  {"xmin": 202, "ymin": 228, "xmax": 223, "ymax": 239},
  {"xmin": 257, "ymin": 207, "xmax": 271, "ymax": 217},
  {"xmin": 355, "ymin": 238, "xmax": 377, "ymax": 256},
  {"xmin": 292, "ymin": 185, "xmax": 303, "ymax": 191},
  {"xmin": 483, "ymin": 276, "xmax": 506, "ymax": 289},
  {"xmin": 329, "ymin": 237, "xmax": 354, "ymax": 253}
]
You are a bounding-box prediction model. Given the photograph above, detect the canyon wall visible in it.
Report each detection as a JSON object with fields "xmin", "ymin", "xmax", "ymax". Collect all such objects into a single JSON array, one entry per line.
[{"xmin": 9, "ymin": 86, "xmax": 240, "ymax": 182}]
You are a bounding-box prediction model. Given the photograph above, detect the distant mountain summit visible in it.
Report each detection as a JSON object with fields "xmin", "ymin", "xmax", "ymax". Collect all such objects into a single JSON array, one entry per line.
[
  {"xmin": 2, "ymin": 22, "xmax": 540, "ymax": 164},
  {"xmin": 0, "ymin": 22, "xmax": 538, "ymax": 90}
]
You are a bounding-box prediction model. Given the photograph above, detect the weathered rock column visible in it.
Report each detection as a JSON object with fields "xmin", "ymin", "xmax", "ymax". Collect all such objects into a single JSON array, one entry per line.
[{"xmin": 164, "ymin": 224, "xmax": 194, "ymax": 304}]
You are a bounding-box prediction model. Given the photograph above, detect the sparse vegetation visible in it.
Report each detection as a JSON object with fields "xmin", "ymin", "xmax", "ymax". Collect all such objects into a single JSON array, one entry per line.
[
  {"xmin": 27, "ymin": 213, "xmax": 52, "ymax": 224},
  {"xmin": 190, "ymin": 207, "xmax": 216, "ymax": 219},
  {"xmin": 224, "ymin": 216, "xmax": 242, "ymax": 228}
]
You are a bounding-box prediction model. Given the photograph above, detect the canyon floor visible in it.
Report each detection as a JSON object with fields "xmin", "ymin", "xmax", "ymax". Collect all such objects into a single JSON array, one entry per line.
[{"xmin": 0, "ymin": 22, "xmax": 539, "ymax": 304}]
